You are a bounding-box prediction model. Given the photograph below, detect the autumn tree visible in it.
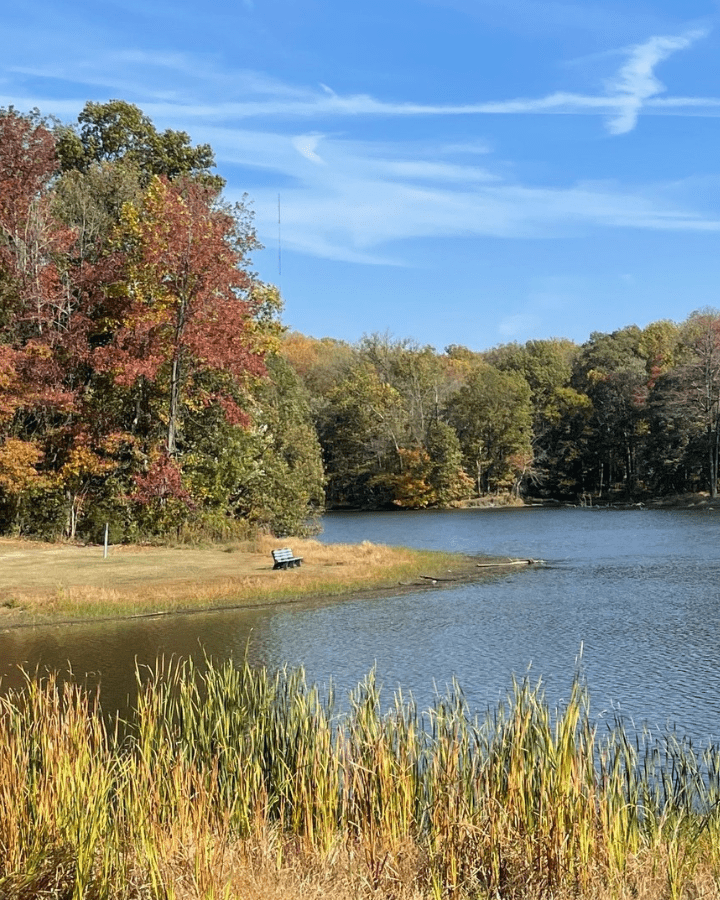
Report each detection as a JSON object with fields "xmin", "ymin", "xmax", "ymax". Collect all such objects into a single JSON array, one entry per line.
[
  {"xmin": 0, "ymin": 109, "xmax": 87, "ymax": 535},
  {"xmin": 639, "ymin": 319, "xmax": 683, "ymax": 382},
  {"xmin": 445, "ymin": 364, "xmax": 532, "ymax": 495},
  {"xmin": 0, "ymin": 438, "xmax": 48, "ymax": 532},
  {"xmin": 0, "ymin": 104, "xmax": 324, "ymax": 539},
  {"xmin": 0, "ymin": 108, "xmax": 75, "ymax": 344},
  {"xmin": 95, "ymin": 176, "xmax": 265, "ymax": 459}
]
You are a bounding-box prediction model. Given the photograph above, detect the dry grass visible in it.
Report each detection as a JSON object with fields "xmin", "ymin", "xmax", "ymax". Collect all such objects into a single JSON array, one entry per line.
[
  {"xmin": 0, "ymin": 535, "xmax": 480, "ymax": 626},
  {"xmin": 3, "ymin": 661, "xmax": 720, "ymax": 900}
]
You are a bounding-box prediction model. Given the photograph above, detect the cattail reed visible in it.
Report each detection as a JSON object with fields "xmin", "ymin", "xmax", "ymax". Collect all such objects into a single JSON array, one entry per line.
[{"xmin": 2, "ymin": 659, "xmax": 720, "ymax": 899}]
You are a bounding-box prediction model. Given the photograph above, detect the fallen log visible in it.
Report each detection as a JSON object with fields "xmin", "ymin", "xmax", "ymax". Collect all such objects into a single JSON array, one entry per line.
[{"xmin": 476, "ymin": 558, "xmax": 539, "ymax": 568}]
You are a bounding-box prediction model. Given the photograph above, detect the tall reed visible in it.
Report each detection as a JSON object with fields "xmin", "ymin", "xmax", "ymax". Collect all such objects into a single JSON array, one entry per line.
[{"xmin": 3, "ymin": 658, "xmax": 720, "ymax": 899}]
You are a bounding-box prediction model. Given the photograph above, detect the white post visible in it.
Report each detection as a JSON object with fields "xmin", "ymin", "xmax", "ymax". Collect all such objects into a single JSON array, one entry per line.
[{"xmin": 104, "ymin": 522, "xmax": 109, "ymax": 559}]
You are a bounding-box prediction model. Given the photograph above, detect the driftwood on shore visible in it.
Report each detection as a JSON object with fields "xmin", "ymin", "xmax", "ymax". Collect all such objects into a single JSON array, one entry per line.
[
  {"xmin": 418, "ymin": 558, "xmax": 541, "ymax": 583},
  {"xmin": 475, "ymin": 558, "xmax": 540, "ymax": 568}
]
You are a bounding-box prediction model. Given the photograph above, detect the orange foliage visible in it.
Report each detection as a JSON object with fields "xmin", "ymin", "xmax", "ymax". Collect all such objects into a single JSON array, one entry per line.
[{"xmin": 0, "ymin": 439, "xmax": 45, "ymax": 495}]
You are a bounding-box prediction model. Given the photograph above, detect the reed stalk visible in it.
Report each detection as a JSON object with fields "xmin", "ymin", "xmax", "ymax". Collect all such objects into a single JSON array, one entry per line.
[{"xmin": 2, "ymin": 659, "xmax": 720, "ymax": 899}]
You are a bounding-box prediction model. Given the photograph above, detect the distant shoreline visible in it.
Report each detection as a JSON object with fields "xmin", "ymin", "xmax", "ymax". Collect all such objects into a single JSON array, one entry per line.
[{"xmin": 328, "ymin": 490, "xmax": 719, "ymax": 512}]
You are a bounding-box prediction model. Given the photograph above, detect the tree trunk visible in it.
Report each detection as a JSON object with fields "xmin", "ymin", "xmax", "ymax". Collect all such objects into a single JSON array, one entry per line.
[
  {"xmin": 715, "ymin": 418, "xmax": 720, "ymax": 499},
  {"xmin": 167, "ymin": 354, "xmax": 181, "ymax": 455},
  {"xmin": 167, "ymin": 291, "xmax": 188, "ymax": 455},
  {"xmin": 711, "ymin": 414, "xmax": 719, "ymax": 499}
]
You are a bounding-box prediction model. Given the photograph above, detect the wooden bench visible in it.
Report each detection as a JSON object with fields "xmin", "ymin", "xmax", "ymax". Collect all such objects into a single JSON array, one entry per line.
[{"xmin": 272, "ymin": 548, "xmax": 303, "ymax": 569}]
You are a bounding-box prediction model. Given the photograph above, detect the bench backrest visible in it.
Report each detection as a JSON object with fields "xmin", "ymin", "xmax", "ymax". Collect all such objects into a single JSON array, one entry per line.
[{"xmin": 272, "ymin": 548, "xmax": 295, "ymax": 562}]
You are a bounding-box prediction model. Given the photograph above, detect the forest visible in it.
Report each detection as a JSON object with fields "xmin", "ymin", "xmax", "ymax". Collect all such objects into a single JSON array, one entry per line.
[
  {"xmin": 288, "ymin": 315, "xmax": 720, "ymax": 511},
  {"xmin": 1, "ymin": 101, "xmax": 720, "ymax": 541}
]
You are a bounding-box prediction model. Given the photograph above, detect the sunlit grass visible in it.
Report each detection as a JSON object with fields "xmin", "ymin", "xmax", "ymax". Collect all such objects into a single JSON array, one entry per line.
[
  {"xmin": 3, "ymin": 660, "xmax": 720, "ymax": 899},
  {"xmin": 0, "ymin": 537, "xmax": 471, "ymax": 623}
]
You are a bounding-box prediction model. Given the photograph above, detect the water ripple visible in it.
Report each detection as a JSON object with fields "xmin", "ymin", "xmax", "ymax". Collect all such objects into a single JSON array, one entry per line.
[{"xmin": 3, "ymin": 507, "xmax": 720, "ymax": 743}]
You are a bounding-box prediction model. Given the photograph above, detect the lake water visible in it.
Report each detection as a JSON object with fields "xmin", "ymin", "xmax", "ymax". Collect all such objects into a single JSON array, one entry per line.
[{"xmin": 2, "ymin": 506, "xmax": 720, "ymax": 743}]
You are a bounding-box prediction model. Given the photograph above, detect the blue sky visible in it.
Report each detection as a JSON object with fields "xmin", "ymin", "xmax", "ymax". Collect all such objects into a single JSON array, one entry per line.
[{"xmin": 3, "ymin": 0, "xmax": 720, "ymax": 351}]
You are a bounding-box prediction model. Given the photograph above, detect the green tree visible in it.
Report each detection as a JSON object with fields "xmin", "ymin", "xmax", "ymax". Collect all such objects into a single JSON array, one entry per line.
[
  {"xmin": 643, "ymin": 369, "xmax": 704, "ymax": 496},
  {"xmin": 674, "ymin": 310, "xmax": 720, "ymax": 498},
  {"xmin": 229, "ymin": 353, "xmax": 325, "ymax": 535},
  {"xmin": 359, "ymin": 334, "xmax": 452, "ymax": 447},
  {"xmin": 573, "ymin": 327, "xmax": 649, "ymax": 496},
  {"xmin": 424, "ymin": 419, "xmax": 473, "ymax": 504},
  {"xmin": 370, "ymin": 420, "xmax": 472, "ymax": 508},
  {"xmin": 56, "ymin": 100, "xmax": 222, "ymax": 189},
  {"xmin": 318, "ymin": 364, "xmax": 401, "ymax": 508},
  {"xmin": 487, "ymin": 338, "xmax": 580, "ymax": 493},
  {"xmin": 53, "ymin": 160, "xmax": 142, "ymax": 264},
  {"xmin": 446, "ymin": 364, "xmax": 533, "ymax": 495}
]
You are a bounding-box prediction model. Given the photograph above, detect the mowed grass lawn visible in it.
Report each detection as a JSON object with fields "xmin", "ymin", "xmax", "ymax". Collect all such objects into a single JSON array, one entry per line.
[{"xmin": 0, "ymin": 535, "xmax": 484, "ymax": 626}]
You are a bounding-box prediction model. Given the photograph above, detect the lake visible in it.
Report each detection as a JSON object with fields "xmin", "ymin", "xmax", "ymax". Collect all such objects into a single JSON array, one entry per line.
[{"xmin": 2, "ymin": 506, "xmax": 720, "ymax": 743}]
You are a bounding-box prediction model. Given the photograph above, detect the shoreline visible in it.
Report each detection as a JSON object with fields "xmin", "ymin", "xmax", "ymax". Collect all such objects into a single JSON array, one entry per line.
[
  {"xmin": 0, "ymin": 535, "xmax": 529, "ymax": 631},
  {"xmin": 455, "ymin": 490, "xmax": 720, "ymax": 510},
  {"xmin": 1, "ymin": 492, "xmax": 707, "ymax": 630}
]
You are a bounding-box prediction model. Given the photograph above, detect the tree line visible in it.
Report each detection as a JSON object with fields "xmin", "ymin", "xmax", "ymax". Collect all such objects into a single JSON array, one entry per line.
[
  {"xmin": 2, "ymin": 101, "xmax": 720, "ymax": 541},
  {"xmin": 282, "ymin": 315, "xmax": 720, "ymax": 510}
]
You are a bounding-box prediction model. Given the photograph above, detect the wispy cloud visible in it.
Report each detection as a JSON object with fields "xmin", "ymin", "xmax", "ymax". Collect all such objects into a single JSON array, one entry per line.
[
  {"xmin": 220, "ymin": 131, "xmax": 720, "ymax": 264},
  {"xmin": 3, "ymin": 18, "xmax": 717, "ymax": 268},
  {"xmin": 4, "ymin": 28, "xmax": 715, "ymax": 135},
  {"xmin": 164, "ymin": 29, "xmax": 712, "ymax": 136},
  {"xmin": 605, "ymin": 30, "xmax": 707, "ymax": 134},
  {"xmin": 292, "ymin": 133, "xmax": 326, "ymax": 165}
]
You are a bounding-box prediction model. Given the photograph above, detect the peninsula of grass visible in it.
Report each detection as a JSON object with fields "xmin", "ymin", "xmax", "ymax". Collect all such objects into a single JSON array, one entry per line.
[{"xmin": 0, "ymin": 534, "xmax": 508, "ymax": 628}]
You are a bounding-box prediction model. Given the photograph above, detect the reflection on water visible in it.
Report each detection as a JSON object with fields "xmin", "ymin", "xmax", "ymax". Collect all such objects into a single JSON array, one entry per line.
[{"xmin": 2, "ymin": 507, "xmax": 720, "ymax": 743}]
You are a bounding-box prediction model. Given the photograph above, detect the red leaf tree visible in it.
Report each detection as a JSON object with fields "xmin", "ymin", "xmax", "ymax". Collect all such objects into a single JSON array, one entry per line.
[
  {"xmin": 0, "ymin": 110, "xmax": 85, "ymax": 434},
  {"xmin": 94, "ymin": 176, "xmax": 266, "ymax": 455}
]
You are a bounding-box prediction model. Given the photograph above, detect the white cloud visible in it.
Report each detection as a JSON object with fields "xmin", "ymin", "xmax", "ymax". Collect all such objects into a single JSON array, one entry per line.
[
  {"xmin": 4, "ymin": 27, "xmax": 714, "ymax": 134},
  {"xmin": 372, "ymin": 159, "xmax": 498, "ymax": 184},
  {"xmin": 152, "ymin": 29, "xmax": 710, "ymax": 136},
  {"xmin": 292, "ymin": 133, "xmax": 326, "ymax": 165},
  {"xmin": 605, "ymin": 30, "xmax": 707, "ymax": 134},
  {"xmin": 3, "ymin": 19, "xmax": 717, "ymax": 267},
  {"xmin": 143, "ymin": 84, "xmax": 713, "ymax": 125},
  {"xmin": 217, "ymin": 130, "xmax": 720, "ymax": 264}
]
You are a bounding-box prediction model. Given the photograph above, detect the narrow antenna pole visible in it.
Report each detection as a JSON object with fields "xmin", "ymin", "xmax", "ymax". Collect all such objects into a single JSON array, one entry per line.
[{"xmin": 277, "ymin": 194, "xmax": 282, "ymax": 277}]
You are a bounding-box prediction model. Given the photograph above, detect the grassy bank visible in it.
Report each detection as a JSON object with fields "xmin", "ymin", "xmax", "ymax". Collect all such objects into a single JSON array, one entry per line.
[
  {"xmin": 0, "ymin": 535, "xmax": 491, "ymax": 627},
  {"xmin": 2, "ymin": 658, "xmax": 720, "ymax": 900}
]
